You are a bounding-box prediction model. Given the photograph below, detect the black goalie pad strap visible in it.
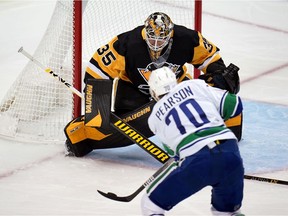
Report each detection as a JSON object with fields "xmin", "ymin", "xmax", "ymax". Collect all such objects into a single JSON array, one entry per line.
[{"xmin": 85, "ymin": 79, "xmax": 112, "ymax": 129}]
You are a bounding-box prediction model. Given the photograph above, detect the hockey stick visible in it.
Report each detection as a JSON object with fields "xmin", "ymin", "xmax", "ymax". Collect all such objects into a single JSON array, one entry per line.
[
  {"xmin": 97, "ymin": 157, "xmax": 175, "ymax": 202},
  {"xmin": 97, "ymin": 172, "xmax": 288, "ymax": 203},
  {"xmin": 18, "ymin": 48, "xmax": 288, "ymax": 200},
  {"xmin": 18, "ymin": 47, "xmax": 84, "ymax": 99},
  {"xmin": 243, "ymin": 175, "xmax": 288, "ymax": 185}
]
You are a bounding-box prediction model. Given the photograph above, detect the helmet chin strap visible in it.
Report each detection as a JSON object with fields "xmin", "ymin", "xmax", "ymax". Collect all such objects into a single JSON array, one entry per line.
[{"xmin": 148, "ymin": 38, "xmax": 173, "ymax": 68}]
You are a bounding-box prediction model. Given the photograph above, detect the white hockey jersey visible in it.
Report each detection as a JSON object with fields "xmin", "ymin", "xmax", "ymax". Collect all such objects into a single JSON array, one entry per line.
[{"xmin": 148, "ymin": 79, "xmax": 242, "ymax": 158}]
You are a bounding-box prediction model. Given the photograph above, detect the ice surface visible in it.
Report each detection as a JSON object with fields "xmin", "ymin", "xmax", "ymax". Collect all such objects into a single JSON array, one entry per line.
[{"xmin": 0, "ymin": 1, "xmax": 288, "ymax": 215}]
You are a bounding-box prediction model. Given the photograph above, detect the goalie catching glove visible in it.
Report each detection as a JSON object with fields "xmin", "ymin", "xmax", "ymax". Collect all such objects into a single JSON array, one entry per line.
[{"xmin": 199, "ymin": 63, "xmax": 240, "ymax": 94}]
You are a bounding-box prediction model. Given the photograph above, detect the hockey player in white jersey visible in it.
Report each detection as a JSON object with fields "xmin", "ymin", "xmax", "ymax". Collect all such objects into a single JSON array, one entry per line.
[{"xmin": 141, "ymin": 67, "xmax": 244, "ymax": 216}]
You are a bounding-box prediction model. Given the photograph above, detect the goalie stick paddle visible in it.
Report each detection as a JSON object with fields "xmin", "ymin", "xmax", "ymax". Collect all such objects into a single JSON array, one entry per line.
[
  {"xmin": 18, "ymin": 47, "xmax": 288, "ymax": 202},
  {"xmin": 110, "ymin": 112, "xmax": 170, "ymax": 164}
]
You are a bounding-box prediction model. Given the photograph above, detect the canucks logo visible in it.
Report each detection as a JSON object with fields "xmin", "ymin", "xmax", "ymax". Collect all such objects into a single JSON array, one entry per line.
[{"xmin": 137, "ymin": 62, "xmax": 181, "ymax": 95}]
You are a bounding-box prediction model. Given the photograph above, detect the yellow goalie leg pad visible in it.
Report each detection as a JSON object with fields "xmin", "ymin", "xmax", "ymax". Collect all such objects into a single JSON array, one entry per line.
[{"xmin": 65, "ymin": 117, "xmax": 111, "ymax": 144}]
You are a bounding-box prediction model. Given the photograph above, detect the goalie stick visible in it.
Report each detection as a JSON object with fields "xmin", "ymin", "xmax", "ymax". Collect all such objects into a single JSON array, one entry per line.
[{"xmin": 19, "ymin": 47, "xmax": 288, "ymax": 202}]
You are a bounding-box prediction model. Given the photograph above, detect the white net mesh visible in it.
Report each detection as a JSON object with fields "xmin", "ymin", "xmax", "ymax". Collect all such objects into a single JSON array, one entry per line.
[
  {"xmin": 0, "ymin": 1, "xmax": 74, "ymax": 143},
  {"xmin": 0, "ymin": 0, "xmax": 197, "ymax": 144}
]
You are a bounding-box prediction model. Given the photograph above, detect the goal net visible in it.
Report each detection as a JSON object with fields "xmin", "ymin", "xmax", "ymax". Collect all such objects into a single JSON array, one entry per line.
[{"xmin": 0, "ymin": 0, "xmax": 201, "ymax": 144}]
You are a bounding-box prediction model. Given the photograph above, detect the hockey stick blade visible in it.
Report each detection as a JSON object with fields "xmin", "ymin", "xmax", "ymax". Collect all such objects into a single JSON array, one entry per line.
[
  {"xmin": 97, "ymin": 158, "xmax": 174, "ymax": 202},
  {"xmin": 97, "ymin": 185, "xmax": 144, "ymax": 202}
]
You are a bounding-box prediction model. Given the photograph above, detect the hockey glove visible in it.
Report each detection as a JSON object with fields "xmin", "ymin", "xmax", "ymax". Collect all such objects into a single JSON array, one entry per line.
[
  {"xmin": 199, "ymin": 63, "xmax": 240, "ymax": 94},
  {"xmin": 223, "ymin": 63, "xmax": 240, "ymax": 94},
  {"xmin": 199, "ymin": 70, "xmax": 228, "ymax": 91}
]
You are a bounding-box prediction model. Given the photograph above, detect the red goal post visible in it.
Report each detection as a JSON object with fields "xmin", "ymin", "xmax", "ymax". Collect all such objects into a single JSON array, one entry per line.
[{"xmin": 0, "ymin": 0, "xmax": 202, "ymax": 143}]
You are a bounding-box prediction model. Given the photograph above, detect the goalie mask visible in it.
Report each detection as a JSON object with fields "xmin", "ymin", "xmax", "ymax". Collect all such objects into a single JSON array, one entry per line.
[
  {"xmin": 148, "ymin": 66, "xmax": 177, "ymax": 101},
  {"xmin": 144, "ymin": 12, "xmax": 174, "ymax": 53}
]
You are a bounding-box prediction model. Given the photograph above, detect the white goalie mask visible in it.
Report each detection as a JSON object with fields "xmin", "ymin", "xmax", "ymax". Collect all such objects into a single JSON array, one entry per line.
[
  {"xmin": 144, "ymin": 12, "xmax": 174, "ymax": 52},
  {"xmin": 148, "ymin": 67, "xmax": 177, "ymax": 101}
]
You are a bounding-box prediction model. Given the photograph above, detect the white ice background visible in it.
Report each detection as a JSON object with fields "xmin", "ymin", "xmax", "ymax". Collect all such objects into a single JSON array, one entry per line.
[{"xmin": 0, "ymin": 1, "xmax": 288, "ymax": 215}]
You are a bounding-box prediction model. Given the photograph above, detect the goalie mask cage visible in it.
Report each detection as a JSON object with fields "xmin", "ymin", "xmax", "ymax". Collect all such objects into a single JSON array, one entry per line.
[{"xmin": 0, "ymin": 0, "xmax": 202, "ymax": 144}]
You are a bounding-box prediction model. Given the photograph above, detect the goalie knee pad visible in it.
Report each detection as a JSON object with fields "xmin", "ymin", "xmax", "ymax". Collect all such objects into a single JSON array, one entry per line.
[{"xmin": 141, "ymin": 193, "xmax": 165, "ymax": 216}]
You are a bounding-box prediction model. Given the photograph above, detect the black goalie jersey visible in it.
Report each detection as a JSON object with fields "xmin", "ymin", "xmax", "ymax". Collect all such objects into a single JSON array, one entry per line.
[{"xmin": 84, "ymin": 24, "xmax": 224, "ymax": 96}]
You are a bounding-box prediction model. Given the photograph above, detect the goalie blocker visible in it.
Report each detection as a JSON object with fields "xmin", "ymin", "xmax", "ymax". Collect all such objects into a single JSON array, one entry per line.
[{"xmin": 64, "ymin": 79, "xmax": 156, "ymax": 157}]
